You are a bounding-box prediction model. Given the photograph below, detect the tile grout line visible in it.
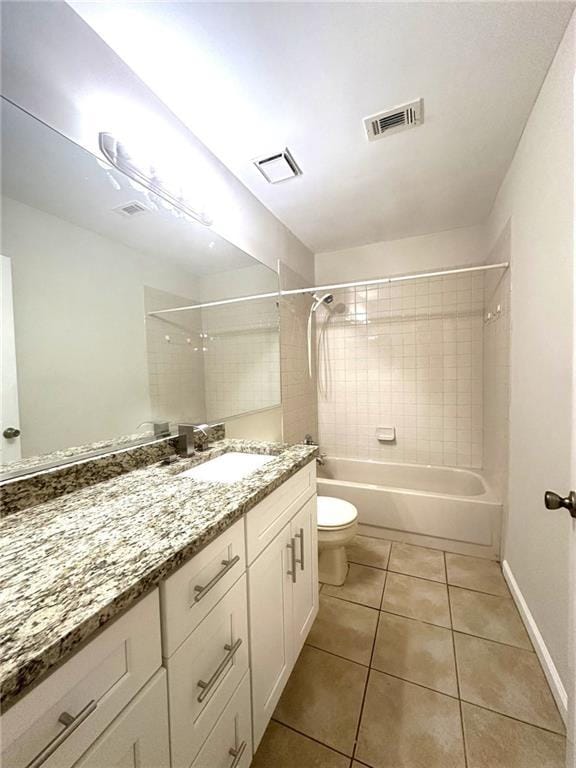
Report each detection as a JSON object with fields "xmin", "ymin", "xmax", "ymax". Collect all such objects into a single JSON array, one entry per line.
[
  {"xmin": 349, "ymin": 569, "xmax": 387, "ymax": 764},
  {"xmin": 269, "ymin": 718, "xmax": 355, "ymax": 761},
  {"xmin": 445, "ymin": 550, "xmax": 469, "ymax": 768}
]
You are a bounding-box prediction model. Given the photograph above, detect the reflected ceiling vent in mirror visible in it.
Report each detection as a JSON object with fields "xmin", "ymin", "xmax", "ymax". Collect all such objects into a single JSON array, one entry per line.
[
  {"xmin": 113, "ymin": 201, "xmax": 149, "ymax": 218},
  {"xmin": 254, "ymin": 148, "xmax": 302, "ymax": 184},
  {"xmin": 364, "ymin": 99, "xmax": 424, "ymax": 141}
]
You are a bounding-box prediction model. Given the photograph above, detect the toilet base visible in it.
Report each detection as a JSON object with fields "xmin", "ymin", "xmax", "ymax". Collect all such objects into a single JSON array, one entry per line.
[{"xmin": 319, "ymin": 546, "xmax": 348, "ymax": 586}]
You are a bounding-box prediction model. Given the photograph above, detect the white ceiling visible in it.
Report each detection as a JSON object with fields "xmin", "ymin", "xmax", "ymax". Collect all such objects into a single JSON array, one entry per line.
[{"xmin": 70, "ymin": 1, "xmax": 574, "ymax": 254}]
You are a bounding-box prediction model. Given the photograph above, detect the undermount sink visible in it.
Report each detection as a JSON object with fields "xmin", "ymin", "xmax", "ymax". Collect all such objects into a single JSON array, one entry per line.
[{"xmin": 178, "ymin": 452, "xmax": 276, "ymax": 484}]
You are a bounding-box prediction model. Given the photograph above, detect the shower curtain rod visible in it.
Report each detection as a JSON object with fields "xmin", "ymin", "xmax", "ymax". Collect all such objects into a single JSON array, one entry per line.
[{"xmin": 148, "ymin": 262, "xmax": 509, "ymax": 316}]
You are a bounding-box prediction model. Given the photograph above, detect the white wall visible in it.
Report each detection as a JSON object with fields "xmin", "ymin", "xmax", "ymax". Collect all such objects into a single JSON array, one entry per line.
[
  {"xmin": 315, "ymin": 224, "xmax": 486, "ymax": 285},
  {"xmin": 2, "ymin": 196, "xmax": 201, "ymax": 458},
  {"xmin": 0, "ymin": 1, "xmax": 313, "ymax": 282},
  {"xmin": 486, "ymin": 14, "xmax": 574, "ymax": 693}
]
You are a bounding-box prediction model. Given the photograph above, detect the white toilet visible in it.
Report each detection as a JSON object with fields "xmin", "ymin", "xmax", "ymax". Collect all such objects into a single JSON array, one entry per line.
[{"xmin": 317, "ymin": 496, "xmax": 359, "ymax": 586}]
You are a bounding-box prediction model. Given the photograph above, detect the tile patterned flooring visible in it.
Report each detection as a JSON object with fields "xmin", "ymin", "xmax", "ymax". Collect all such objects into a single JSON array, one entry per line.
[{"xmin": 252, "ymin": 537, "xmax": 566, "ymax": 768}]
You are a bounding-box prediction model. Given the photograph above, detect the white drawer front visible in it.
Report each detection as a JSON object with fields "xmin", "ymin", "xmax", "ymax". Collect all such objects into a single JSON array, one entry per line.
[
  {"xmin": 161, "ymin": 518, "xmax": 246, "ymax": 657},
  {"xmin": 73, "ymin": 669, "xmax": 170, "ymax": 768},
  {"xmin": 166, "ymin": 575, "xmax": 249, "ymax": 768},
  {"xmin": 191, "ymin": 673, "xmax": 252, "ymax": 768},
  {"xmin": 246, "ymin": 462, "xmax": 316, "ymax": 564},
  {"xmin": 2, "ymin": 590, "xmax": 162, "ymax": 768}
]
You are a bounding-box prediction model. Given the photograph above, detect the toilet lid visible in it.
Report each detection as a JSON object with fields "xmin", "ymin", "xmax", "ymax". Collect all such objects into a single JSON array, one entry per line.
[{"xmin": 317, "ymin": 496, "xmax": 358, "ymax": 529}]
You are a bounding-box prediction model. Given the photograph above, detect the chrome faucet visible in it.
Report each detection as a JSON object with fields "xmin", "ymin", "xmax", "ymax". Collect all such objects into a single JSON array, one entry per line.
[{"xmin": 176, "ymin": 423, "xmax": 211, "ymax": 456}]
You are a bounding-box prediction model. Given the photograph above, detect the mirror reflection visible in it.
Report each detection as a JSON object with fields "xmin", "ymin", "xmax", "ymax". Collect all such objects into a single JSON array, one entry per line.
[{"xmin": 0, "ymin": 98, "xmax": 280, "ymax": 477}]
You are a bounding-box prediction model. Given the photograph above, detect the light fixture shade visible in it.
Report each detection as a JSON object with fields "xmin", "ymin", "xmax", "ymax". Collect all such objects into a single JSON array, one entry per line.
[{"xmin": 99, "ymin": 132, "xmax": 213, "ymax": 226}]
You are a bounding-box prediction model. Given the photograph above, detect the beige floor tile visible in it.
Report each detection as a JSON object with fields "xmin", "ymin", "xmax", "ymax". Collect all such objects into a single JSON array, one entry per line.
[
  {"xmin": 372, "ymin": 612, "xmax": 458, "ymax": 696},
  {"xmin": 323, "ymin": 563, "xmax": 386, "ymax": 608},
  {"xmin": 388, "ymin": 542, "xmax": 446, "ymax": 583},
  {"xmin": 307, "ymin": 594, "xmax": 378, "ymax": 665},
  {"xmin": 274, "ymin": 645, "xmax": 367, "ymax": 756},
  {"xmin": 454, "ymin": 633, "xmax": 565, "ymax": 734},
  {"xmin": 462, "ymin": 703, "xmax": 566, "ymax": 768},
  {"xmin": 356, "ymin": 670, "xmax": 465, "ymax": 768},
  {"xmin": 445, "ymin": 554, "xmax": 508, "ymax": 596},
  {"xmin": 347, "ymin": 535, "xmax": 391, "ymax": 569},
  {"xmin": 253, "ymin": 721, "xmax": 350, "ymax": 768},
  {"xmin": 449, "ymin": 586, "xmax": 531, "ymax": 649},
  {"xmin": 381, "ymin": 572, "xmax": 451, "ymax": 628}
]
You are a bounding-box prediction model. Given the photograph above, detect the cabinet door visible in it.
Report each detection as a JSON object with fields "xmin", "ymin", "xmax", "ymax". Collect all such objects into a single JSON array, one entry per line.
[
  {"xmin": 248, "ymin": 525, "xmax": 294, "ymax": 751},
  {"xmin": 191, "ymin": 673, "xmax": 252, "ymax": 768},
  {"xmin": 72, "ymin": 670, "xmax": 170, "ymax": 768},
  {"xmin": 291, "ymin": 495, "xmax": 319, "ymax": 657}
]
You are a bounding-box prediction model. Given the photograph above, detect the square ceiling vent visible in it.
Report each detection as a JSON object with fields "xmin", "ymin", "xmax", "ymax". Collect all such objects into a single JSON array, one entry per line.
[{"xmin": 254, "ymin": 148, "xmax": 302, "ymax": 184}]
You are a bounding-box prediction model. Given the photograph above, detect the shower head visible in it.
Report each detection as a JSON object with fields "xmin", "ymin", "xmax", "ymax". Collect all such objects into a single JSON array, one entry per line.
[{"xmin": 311, "ymin": 292, "xmax": 334, "ymax": 312}]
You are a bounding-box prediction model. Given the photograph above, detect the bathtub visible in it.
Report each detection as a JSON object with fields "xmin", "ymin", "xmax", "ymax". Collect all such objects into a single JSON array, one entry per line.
[{"xmin": 317, "ymin": 458, "xmax": 502, "ymax": 559}]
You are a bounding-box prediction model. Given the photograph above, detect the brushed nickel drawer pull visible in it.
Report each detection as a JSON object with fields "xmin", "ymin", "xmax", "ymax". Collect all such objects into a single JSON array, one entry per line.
[
  {"xmin": 26, "ymin": 700, "xmax": 97, "ymax": 768},
  {"xmin": 193, "ymin": 555, "xmax": 240, "ymax": 603},
  {"xmin": 287, "ymin": 538, "xmax": 297, "ymax": 583},
  {"xmin": 228, "ymin": 740, "xmax": 247, "ymax": 767},
  {"xmin": 295, "ymin": 527, "xmax": 305, "ymax": 571},
  {"xmin": 197, "ymin": 638, "xmax": 243, "ymax": 703}
]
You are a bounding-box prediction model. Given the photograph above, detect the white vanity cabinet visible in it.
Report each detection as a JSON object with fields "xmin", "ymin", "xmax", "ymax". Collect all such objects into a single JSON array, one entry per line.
[
  {"xmin": 1, "ymin": 590, "xmax": 165, "ymax": 768},
  {"xmin": 247, "ymin": 465, "xmax": 318, "ymax": 749},
  {"xmin": 1, "ymin": 459, "xmax": 317, "ymax": 768}
]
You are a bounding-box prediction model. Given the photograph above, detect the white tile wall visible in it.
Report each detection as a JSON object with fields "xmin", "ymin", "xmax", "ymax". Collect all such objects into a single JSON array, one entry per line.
[
  {"xmin": 145, "ymin": 287, "xmax": 206, "ymax": 424},
  {"xmin": 202, "ymin": 297, "xmax": 281, "ymax": 422},
  {"xmin": 317, "ymin": 273, "xmax": 484, "ymax": 467}
]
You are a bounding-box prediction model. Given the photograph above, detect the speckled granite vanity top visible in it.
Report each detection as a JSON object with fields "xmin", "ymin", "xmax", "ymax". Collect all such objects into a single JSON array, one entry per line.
[{"xmin": 0, "ymin": 439, "xmax": 317, "ymax": 709}]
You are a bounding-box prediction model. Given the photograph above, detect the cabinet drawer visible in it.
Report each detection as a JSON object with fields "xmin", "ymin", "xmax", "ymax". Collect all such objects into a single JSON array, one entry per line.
[
  {"xmin": 246, "ymin": 461, "xmax": 316, "ymax": 564},
  {"xmin": 191, "ymin": 673, "xmax": 252, "ymax": 768},
  {"xmin": 166, "ymin": 575, "xmax": 249, "ymax": 768},
  {"xmin": 2, "ymin": 590, "xmax": 162, "ymax": 768},
  {"xmin": 73, "ymin": 670, "xmax": 170, "ymax": 768},
  {"xmin": 161, "ymin": 518, "xmax": 246, "ymax": 657}
]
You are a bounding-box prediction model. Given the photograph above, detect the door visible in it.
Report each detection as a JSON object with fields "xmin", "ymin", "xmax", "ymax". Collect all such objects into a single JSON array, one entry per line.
[
  {"xmin": 1, "ymin": 255, "xmax": 21, "ymax": 464},
  {"xmin": 291, "ymin": 496, "xmax": 319, "ymax": 657},
  {"xmin": 248, "ymin": 524, "xmax": 294, "ymax": 751}
]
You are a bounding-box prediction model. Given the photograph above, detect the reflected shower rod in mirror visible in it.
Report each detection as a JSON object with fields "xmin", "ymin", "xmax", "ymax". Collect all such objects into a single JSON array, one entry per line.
[{"xmin": 148, "ymin": 261, "xmax": 509, "ymax": 317}]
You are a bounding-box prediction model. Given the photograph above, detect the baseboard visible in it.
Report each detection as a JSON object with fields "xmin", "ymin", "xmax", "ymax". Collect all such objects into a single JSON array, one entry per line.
[{"xmin": 502, "ymin": 559, "xmax": 568, "ymax": 723}]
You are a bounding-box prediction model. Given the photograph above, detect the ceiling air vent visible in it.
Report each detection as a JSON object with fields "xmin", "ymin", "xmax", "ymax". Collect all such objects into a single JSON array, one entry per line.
[
  {"xmin": 253, "ymin": 148, "xmax": 302, "ymax": 184},
  {"xmin": 113, "ymin": 201, "xmax": 149, "ymax": 217},
  {"xmin": 364, "ymin": 99, "xmax": 423, "ymax": 142}
]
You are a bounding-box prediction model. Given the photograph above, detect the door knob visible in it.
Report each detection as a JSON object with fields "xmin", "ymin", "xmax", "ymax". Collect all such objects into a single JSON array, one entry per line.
[
  {"xmin": 3, "ymin": 427, "xmax": 20, "ymax": 439},
  {"xmin": 544, "ymin": 490, "xmax": 576, "ymax": 518}
]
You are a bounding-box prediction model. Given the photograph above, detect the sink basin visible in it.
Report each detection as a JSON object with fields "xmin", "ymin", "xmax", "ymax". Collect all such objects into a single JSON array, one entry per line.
[{"xmin": 178, "ymin": 452, "xmax": 276, "ymax": 484}]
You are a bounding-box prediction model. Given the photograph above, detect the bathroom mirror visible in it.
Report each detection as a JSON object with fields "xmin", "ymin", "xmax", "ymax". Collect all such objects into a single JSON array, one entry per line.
[{"xmin": 0, "ymin": 97, "xmax": 281, "ymax": 479}]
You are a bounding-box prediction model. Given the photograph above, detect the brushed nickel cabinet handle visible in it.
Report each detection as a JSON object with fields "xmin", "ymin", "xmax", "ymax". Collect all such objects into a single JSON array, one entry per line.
[
  {"xmin": 295, "ymin": 527, "xmax": 305, "ymax": 571},
  {"xmin": 193, "ymin": 555, "xmax": 240, "ymax": 603},
  {"xmin": 287, "ymin": 538, "xmax": 297, "ymax": 583},
  {"xmin": 229, "ymin": 740, "xmax": 247, "ymax": 768},
  {"xmin": 26, "ymin": 700, "xmax": 97, "ymax": 768},
  {"xmin": 197, "ymin": 638, "xmax": 242, "ymax": 703}
]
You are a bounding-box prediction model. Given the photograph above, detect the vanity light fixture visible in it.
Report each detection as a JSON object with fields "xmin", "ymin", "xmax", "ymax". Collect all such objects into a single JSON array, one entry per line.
[{"xmin": 99, "ymin": 132, "xmax": 213, "ymax": 226}]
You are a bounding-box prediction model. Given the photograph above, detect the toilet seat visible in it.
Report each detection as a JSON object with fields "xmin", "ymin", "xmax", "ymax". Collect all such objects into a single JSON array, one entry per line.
[{"xmin": 317, "ymin": 496, "xmax": 358, "ymax": 530}]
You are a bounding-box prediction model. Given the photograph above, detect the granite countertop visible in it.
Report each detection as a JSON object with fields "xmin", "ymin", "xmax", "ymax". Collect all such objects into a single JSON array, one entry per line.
[{"xmin": 0, "ymin": 439, "xmax": 317, "ymax": 710}]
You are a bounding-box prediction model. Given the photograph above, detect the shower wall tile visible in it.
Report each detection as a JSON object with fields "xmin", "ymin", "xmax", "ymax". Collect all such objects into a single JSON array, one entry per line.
[
  {"xmin": 317, "ymin": 274, "xmax": 484, "ymax": 468},
  {"xmin": 203, "ymin": 297, "xmax": 281, "ymax": 422}
]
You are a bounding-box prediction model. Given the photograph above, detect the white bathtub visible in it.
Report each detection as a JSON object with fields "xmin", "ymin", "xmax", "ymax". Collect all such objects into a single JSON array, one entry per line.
[{"xmin": 317, "ymin": 458, "xmax": 502, "ymax": 559}]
